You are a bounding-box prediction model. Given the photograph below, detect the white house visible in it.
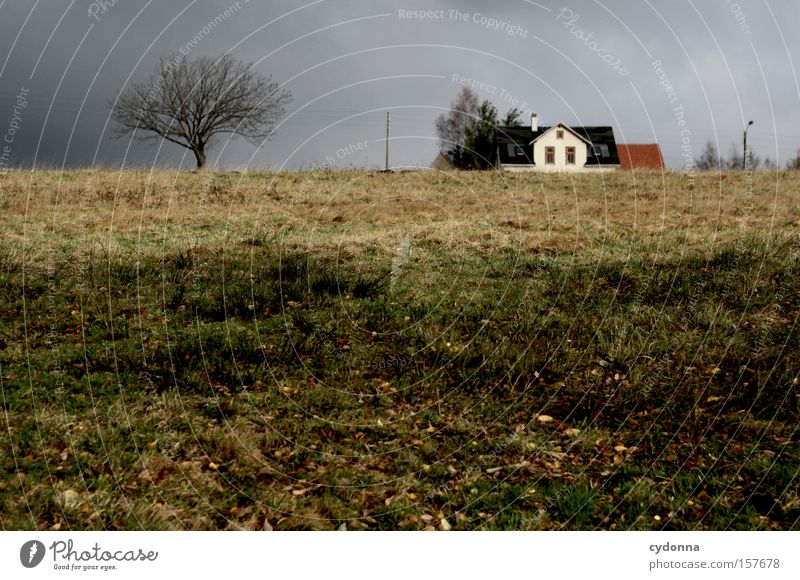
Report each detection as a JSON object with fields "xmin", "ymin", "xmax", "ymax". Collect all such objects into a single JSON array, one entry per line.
[
  {"xmin": 531, "ymin": 123, "xmax": 590, "ymax": 173},
  {"xmin": 497, "ymin": 113, "xmax": 621, "ymax": 173}
]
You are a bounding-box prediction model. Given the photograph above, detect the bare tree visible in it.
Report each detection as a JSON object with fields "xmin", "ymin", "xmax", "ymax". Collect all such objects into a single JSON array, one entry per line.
[
  {"xmin": 695, "ymin": 141, "xmax": 721, "ymax": 171},
  {"xmin": 747, "ymin": 151, "xmax": 761, "ymax": 171},
  {"xmin": 726, "ymin": 143, "xmax": 744, "ymax": 171},
  {"xmin": 435, "ymin": 87, "xmax": 480, "ymax": 160},
  {"xmin": 787, "ymin": 150, "xmax": 800, "ymax": 171},
  {"xmin": 112, "ymin": 54, "xmax": 291, "ymax": 169}
]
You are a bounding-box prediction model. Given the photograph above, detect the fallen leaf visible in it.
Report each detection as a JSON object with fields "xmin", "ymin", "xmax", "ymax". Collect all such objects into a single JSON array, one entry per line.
[
  {"xmin": 536, "ymin": 415, "xmax": 555, "ymax": 424},
  {"xmin": 439, "ymin": 518, "xmax": 452, "ymax": 531},
  {"xmin": 564, "ymin": 428, "xmax": 581, "ymax": 436},
  {"xmin": 62, "ymin": 489, "xmax": 81, "ymax": 510}
]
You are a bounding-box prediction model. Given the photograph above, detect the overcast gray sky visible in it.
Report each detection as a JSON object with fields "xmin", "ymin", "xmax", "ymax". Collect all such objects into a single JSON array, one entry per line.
[{"xmin": 0, "ymin": 0, "xmax": 797, "ymax": 170}]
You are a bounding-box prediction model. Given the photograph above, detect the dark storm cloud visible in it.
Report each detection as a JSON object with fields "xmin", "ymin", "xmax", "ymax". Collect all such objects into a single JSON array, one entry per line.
[{"xmin": 0, "ymin": 0, "xmax": 797, "ymax": 170}]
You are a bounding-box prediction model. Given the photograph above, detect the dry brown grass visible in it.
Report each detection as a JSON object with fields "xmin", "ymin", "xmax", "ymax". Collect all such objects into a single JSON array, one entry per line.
[{"xmin": 2, "ymin": 169, "xmax": 798, "ymax": 267}]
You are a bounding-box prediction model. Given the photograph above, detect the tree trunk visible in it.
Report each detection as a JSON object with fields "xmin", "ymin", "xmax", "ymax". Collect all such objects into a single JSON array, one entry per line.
[{"xmin": 193, "ymin": 146, "xmax": 206, "ymax": 170}]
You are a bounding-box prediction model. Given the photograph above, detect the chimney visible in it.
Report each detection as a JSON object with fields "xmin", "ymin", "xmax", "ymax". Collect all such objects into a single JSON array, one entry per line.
[{"xmin": 531, "ymin": 112, "xmax": 538, "ymax": 133}]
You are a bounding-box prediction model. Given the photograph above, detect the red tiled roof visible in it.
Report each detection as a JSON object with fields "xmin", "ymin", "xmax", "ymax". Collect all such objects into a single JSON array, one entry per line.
[{"xmin": 617, "ymin": 144, "xmax": 665, "ymax": 171}]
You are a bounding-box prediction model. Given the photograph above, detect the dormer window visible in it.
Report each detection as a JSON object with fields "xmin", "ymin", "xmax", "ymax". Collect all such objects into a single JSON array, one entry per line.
[{"xmin": 507, "ymin": 144, "xmax": 526, "ymax": 157}]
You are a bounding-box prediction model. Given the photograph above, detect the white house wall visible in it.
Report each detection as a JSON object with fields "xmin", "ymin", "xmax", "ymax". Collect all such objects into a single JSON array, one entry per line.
[{"xmin": 532, "ymin": 129, "xmax": 588, "ymax": 173}]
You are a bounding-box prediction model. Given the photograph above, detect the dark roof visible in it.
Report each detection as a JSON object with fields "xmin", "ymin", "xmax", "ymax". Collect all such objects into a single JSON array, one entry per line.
[
  {"xmin": 617, "ymin": 144, "xmax": 665, "ymax": 171},
  {"xmin": 496, "ymin": 124, "xmax": 619, "ymax": 166},
  {"xmin": 496, "ymin": 126, "xmax": 535, "ymax": 165},
  {"xmin": 571, "ymin": 126, "xmax": 620, "ymax": 165}
]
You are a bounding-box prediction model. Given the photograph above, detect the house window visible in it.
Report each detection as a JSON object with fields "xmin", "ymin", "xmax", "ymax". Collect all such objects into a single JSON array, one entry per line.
[
  {"xmin": 507, "ymin": 144, "xmax": 526, "ymax": 158},
  {"xmin": 566, "ymin": 146, "xmax": 576, "ymax": 165},
  {"xmin": 545, "ymin": 146, "xmax": 555, "ymax": 165},
  {"xmin": 556, "ymin": 130, "xmax": 564, "ymax": 140},
  {"xmin": 591, "ymin": 145, "xmax": 602, "ymax": 157}
]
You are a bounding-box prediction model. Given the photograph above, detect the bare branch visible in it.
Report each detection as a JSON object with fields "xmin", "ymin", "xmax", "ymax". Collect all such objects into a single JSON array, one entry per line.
[{"xmin": 110, "ymin": 54, "xmax": 292, "ymax": 168}]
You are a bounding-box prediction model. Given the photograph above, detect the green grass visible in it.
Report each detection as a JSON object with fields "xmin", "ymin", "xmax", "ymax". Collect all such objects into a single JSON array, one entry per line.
[{"xmin": 0, "ymin": 170, "xmax": 798, "ymax": 530}]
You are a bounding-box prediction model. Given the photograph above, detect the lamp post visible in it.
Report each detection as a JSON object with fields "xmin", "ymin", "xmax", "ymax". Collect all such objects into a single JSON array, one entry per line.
[{"xmin": 743, "ymin": 120, "xmax": 754, "ymax": 170}]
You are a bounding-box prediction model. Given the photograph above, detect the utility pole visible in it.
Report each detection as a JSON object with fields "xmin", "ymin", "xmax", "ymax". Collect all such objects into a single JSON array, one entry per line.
[
  {"xmin": 743, "ymin": 120, "xmax": 754, "ymax": 170},
  {"xmin": 385, "ymin": 112, "xmax": 390, "ymax": 171}
]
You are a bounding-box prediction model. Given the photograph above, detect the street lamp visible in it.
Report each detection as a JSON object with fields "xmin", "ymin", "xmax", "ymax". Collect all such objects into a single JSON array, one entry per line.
[{"xmin": 743, "ymin": 120, "xmax": 754, "ymax": 170}]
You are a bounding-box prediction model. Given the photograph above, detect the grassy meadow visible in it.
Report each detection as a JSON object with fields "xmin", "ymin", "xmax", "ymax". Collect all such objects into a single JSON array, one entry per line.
[{"xmin": 0, "ymin": 168, "xmax": 798, "ymax": 530}]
